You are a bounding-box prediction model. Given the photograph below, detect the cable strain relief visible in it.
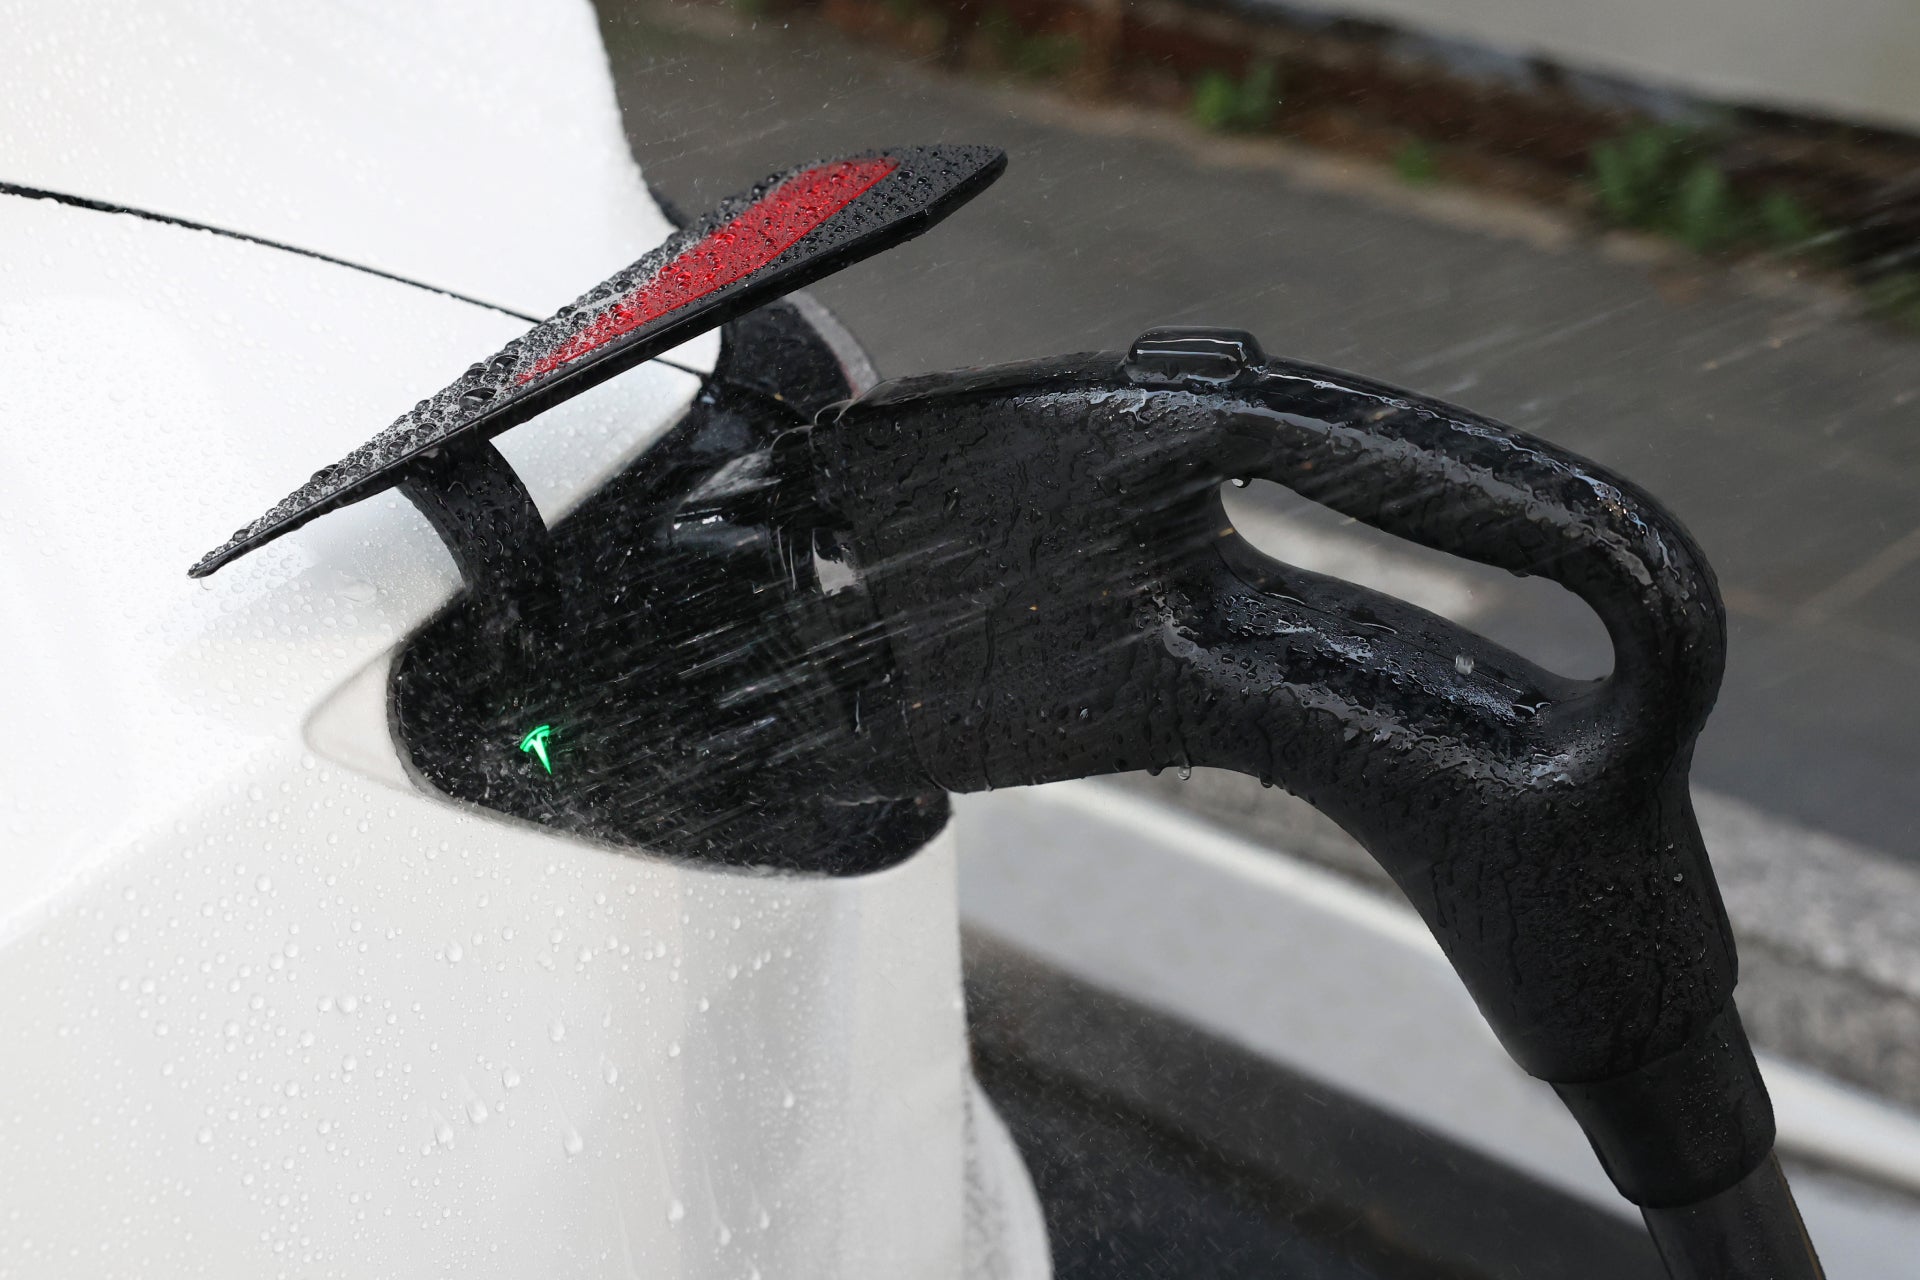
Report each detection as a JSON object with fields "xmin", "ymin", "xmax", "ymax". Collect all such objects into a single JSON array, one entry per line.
[{"xmin": 1552, "ymin": 1002, "xmax": 1776, "ymax": 1208}]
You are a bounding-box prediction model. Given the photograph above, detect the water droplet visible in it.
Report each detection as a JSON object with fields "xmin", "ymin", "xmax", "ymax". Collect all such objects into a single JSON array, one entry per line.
[
  {"xmin": 466, "ymin": 1099, "xmax": 489, "ymax": 1124},
  {"xmin": 549, "ymin": 1019, "xmax": 566, "ymax": 1043},
  {"xmin": 446, "ymin": 942, "xmax": 463, "ymax": 963},
  {"xmin": 342, "ymin": 1055, "xmax": 358, "ymax": 1073},
  {"xmin": 781, "ymin": 1090, "xmax": 795, "ymax": 1109},
  {"xmin": 667, "ymin": 1199, "xmax": 685, "ymax": 1224},
  {"xmin": 603, "ymin": 1062, "xmax": 619, "ymax": 1085},
  {"xmin": 196, "ymin": 1127, "xmax": 213, "ymax": 1145},
  {"xmin": 563, "ymin": 1130, "xmax": 584, "ymax": 1157},
  {"xmin": 255, "ymin": 875, "xmax": 273, "ymax": 893},
  {"xmin": 1454, "ymin": 654, "xmax": 1476, "ymax": 676},
  {"xmin": 502, "ymin": 1069, "xmax": 522, "ymax": 1090},
  {"xmin": 435, "ymin": 1122, "xmax": 455, "ymax": 1147}
]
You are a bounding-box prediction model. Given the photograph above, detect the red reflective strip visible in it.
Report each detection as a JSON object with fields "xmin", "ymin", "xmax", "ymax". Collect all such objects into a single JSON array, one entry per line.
[{"xmin": 522, "ymin": 157, "xmax": 899, "ymax": 381}]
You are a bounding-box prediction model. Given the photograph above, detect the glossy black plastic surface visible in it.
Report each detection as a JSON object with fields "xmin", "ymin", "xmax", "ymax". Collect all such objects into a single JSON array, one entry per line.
[{"xmin": 809, "ymin": 329, "xmax": 1771, "ymax": 1209}]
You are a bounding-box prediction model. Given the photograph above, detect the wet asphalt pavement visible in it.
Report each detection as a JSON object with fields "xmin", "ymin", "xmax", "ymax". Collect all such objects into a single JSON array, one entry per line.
[{"xmin": 596, "ymin": 0, "xmax": 1920, "ymax": 866}]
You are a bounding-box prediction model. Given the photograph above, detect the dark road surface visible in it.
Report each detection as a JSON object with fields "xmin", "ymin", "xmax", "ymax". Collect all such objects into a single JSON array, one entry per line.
[{"xmin": 598, "ymin": 1, "xmax": 1920, "ymax": 866}]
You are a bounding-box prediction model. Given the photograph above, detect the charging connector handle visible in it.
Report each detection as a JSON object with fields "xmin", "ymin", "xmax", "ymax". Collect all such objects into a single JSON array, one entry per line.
[{"xmin": 811, "ymin": 328, "xmax": 1806, "ymax": 1254}]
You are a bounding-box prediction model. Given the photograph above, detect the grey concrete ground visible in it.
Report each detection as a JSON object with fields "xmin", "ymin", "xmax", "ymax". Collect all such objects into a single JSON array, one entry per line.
[{"xmin": 593, "ymin": 0, "xmax": 1920, "ymax": 1103}]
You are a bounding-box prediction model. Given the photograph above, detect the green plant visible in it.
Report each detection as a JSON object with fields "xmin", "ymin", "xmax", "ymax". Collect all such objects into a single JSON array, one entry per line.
[
  {"xmin": 1588, "ymin": 126, "xmax": 1834, "ymax": 263},
  {"xmin": 1190, "ymin": 71, "xmax": 1241, "ymax": 132},
  {"xmin": 1191, "ymin": 60, "xmax": 1279, "ymax": 133},
  {"xmin": 1394, "ymin": 140, "xmax": 1440, "ymax": 185},
  {"xmin": 978, "ymin": 6, "xmax": 1081, "ymax": 79},
  {"xmin": 1757, "ymin": 191, "xmax": 1825, "ymax": 252},
  {"xmin": 1239, "ymin": 59, "xmax": 1278, "ymax": 130},
  {"xmin": 1673, "ymin": 160, "xmax": 1741, "ymax": 252},
  {"xmin": 1010, "ymin": 30, "xmax": 1081, "ymax": 78},
  {"xmin": 1589, "ymin": 124, "xmax": 1694, "ymax": 227}
]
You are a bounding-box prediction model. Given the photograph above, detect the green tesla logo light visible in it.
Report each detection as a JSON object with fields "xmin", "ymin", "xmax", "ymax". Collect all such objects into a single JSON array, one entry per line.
[{"xmin": 518, "ymin": 724, "xmax": 554, "ymax": 774}]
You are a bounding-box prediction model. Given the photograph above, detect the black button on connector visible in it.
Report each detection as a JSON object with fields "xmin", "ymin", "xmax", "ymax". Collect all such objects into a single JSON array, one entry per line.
[{"xmin": 1122, "ymin": 327, "xmax": 1266, "ymax": 387}]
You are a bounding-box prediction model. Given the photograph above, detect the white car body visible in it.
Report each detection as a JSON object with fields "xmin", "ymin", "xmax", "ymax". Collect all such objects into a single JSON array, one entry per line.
[{"xmin": 0, "ymin": 3, "xmax": 1046, "ymax": 1276}]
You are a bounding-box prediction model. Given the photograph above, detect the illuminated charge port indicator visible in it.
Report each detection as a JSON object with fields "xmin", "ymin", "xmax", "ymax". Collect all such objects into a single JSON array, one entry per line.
[{"xmin": 518, "ymin": 724, "xmax": 555, "ymax": 774}]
